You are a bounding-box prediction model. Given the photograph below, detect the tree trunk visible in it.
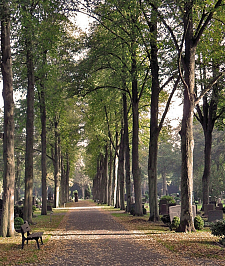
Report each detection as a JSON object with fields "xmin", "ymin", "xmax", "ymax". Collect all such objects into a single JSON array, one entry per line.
[
  {"xmin": 112, "ymin": 131, "xmax": 119, "ymax": 206},
  {"xmin": 39, "ymin": 77, "xmax": 47, "ymax": 215},
  {"xmin": 99, "ymin": 155, "xmax": 104, "ymax": 203},
  {"xmin": 202, "ymin": 131, "xmax": 212, "ymax": 207},
  {"xmin": 108, "ymin": 143, "xmax": 113, "ymax": 206},
  {"xmin": 199, "ymin": 64, "xmax": 218, "ymax": 210},
  {"xmin": 24, "ymin": 27, "xmax": 35, "ymax": 224},
  {"xmin": 54, "ymin": 121, "xmax": 60, "ymax": 208},
  {"xmin": 162, "ymin": 170, "xmax": 167, "ymax": 196},
  {"xmin": 179, "ymin": 2, "xmax": 196, "ymax": 232},
  {"xmin": 148, "ymin": 131, "xmax": 159, "ymax": 221},
  {"xmin": 15, "ymin": 156, "xmax": 21, "ymax": 203},
  {"xmin": 131, "ymin": 50, "xmax": 142, "ymax": 216},
  {"xmin": 118, "ymin": 130, "xmax": 125, "ymax": 210},
  {"xmin": 66, "ymin": 153, "xmax": 70, "ymax": 202},
  {"xmin": 123, "ymin": 93, "xmax": 131, "ymax": 212},
  {"xmin": 113, "ymin": 153, "xmax": 119, "ymax": 207},
  {"xmin": 60, "ymin": 154, "xmax": 66, "ymax": 205},
  {"xmin": 0, "ymin": 1, "xmax": 15, "ymax": 237},
  {"xmin": 148, "ymin": 6, "xmax": 160, "ymax": 222},
  {"xmin": 103, "ymin": 146, "xmax": 108, "ymax": 204}
]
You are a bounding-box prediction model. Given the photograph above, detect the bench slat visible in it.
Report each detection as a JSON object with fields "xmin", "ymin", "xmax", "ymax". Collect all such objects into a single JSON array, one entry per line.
[
  {"xmin": 21, "ymin": 221, "xmax": 44, "ymax": 249},
  {"xmin": 27, "ymin": 232, "xmax": 43, "ymax": 238}
]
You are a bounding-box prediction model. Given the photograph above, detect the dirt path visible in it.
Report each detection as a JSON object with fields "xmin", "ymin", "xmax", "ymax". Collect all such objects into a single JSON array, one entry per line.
[{"xmin": 37, "ymin": 201, "xmax": 224, "ymax": 266}]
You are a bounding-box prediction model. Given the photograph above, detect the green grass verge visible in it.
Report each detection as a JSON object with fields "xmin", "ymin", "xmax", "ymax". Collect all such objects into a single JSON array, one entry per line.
[{"xmin": 0, "ymin": 208, "xmax": 68, "ymax": 265}]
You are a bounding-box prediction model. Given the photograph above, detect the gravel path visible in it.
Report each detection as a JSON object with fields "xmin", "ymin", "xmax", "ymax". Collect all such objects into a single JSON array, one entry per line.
[{"xmin": 39, "ymin": 201, "xmax": 224, "ymax": 266}]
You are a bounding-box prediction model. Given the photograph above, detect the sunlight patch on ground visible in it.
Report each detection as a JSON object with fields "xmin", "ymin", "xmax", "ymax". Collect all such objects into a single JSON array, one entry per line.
[{"xmin": 56, "ymin": 206, "xmax": 105, "ymax": 210}]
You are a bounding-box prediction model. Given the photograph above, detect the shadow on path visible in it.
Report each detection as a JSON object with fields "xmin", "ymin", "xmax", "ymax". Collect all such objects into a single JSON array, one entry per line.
[{"xmin": 41, "ymin": 200, "xmax": 223, "ymax": 266}]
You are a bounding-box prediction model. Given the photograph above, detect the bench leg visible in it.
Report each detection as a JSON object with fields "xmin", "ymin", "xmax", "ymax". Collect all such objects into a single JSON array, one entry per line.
[
  {"xmin": 22, "ymin": 239, "xmax": 25, "ymax": 249},
  {"xmin": 35, "ymin": 238, "xmax": 40, "ymax": 249},
  {"xmin": 40, "ymin": 237, "xmax": 43, "ymax": 245}
]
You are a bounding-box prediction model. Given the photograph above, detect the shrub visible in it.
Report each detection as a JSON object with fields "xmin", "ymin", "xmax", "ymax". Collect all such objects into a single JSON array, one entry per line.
[
  {"xmin": 210, "ymin": 220, "xmax": 225, "ymax": 245},
  {"xmin": 194, "ymin": 215, "xmax": 204, "ymax": 230},
  {"xmin": 171, "ymin": 216, "xmax": 180, "ymax": 230},
  {"xmin": 14, "ymin": 217, "xmax": 24, "ymax": 230},
  {"xmin": 211, "ymin": 220, "xmax": 225, "ymax": 237},
  {"xmin": 161, "ymin": 214, "xmax": 170, "ymax": 225},
  {"xmin": 160, "ymin": 195, "xmax": 175, "ymax": 204},
  {"xmin": 14, "ymin": 205, "xmax": 23, "ymax": 219},
  {"xmin": 32, "ymin": 205, "xmax": 36, "ymax": 212}
]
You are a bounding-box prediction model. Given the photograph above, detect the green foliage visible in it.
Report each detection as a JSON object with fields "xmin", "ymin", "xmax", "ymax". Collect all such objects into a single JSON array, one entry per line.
[
  {"xmin": 160, "ymin": 195, "xmax": 175, "ymax": 204},
  {"xmin": 171, "ymin": 216, "xmax": 180, "ymax": 231},
  {"xmin": 32, "ymin": 205, "xmax": 37, "ymax": 212},
  {"xmin": 161, "ymin": 214, "xmax": 170, "ymax": 226},
  {"xmin": 210, "ymin": 220, "xmax": 225, "ymax": 245},
  {"xmin": 194, "ymin": 215, "xmax": 204, "ymax": 230},
  {"xmin": 14, "ymin": 217, "xmax": 24, "ymax": 230},
  {"xmin": 211, "ymin": 220, "xmax": 225, "ymax": 237}
]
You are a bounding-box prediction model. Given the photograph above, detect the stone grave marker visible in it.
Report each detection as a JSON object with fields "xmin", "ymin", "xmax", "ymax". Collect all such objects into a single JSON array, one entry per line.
[
  {"xmin": 208, "ymin": 210, "xmax": 223, "ymax": 223},
  {"xmin": 204, "ymin": 204, "xmax": 215, "ymax": 216},
  {"xmin": 216, "ymin": 203, "xmax": 223, "ymax": 210},
  {"xmin": 159, "ymin": 199, "xmax": 168, "ymax": 215},
  {"xmin": 169, "ymin": 205, "xmax": 196, "ymax": 222},
  {"xmin": 161, "ymin": 204, "xmax": 168, "ymax": 215}
]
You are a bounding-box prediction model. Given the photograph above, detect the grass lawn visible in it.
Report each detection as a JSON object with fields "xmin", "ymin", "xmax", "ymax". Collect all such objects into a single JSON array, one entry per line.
[{"xmin": 0, "ymin": 208, "xmax": 67, "ymax": 266}]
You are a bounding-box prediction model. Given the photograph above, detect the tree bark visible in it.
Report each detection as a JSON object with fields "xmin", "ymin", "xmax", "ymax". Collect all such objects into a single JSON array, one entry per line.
[
  {"xmin": 118, "ymin": 129, "xmax": 125, "ymax": 210},
  {"xmin": 148, "ymin": 5, "xmax": 160, "ymax": 222},
  {"xmin": 123, "ymin": 93, "xmax": 131, "ymax": 212},
  {"xmin": 108, "ymin": 143, "xmax": 113, "ymax": 206},
  {"xmin": 103, "ymin": 146, "xmax": 108, "ymax": 204},
  {"xmin": 179, "ymin": 1, "xmax": 196, "ymax": 232},
  {"xmin": 39, "ymin": 64, "xmax": 47, "ymax": 215},
  {"xmin": 162, "ymin": 170, "xmax": 167, "ymax": 196},
  {"xmin": 131, "ymin": 50, "xmax": 142, "ymax": 216},
  {"xmin": 15, "ymin": 156, "xmax": 21, "ymax": 203},
  {"xmin": 24, "ymin": 27, "xmax": 35, "ymax": 224},
  {"xmin": 65, "ymin": 152, "xmax": 70, "ymax": 202},
  {"xmin": 60, "ymin": 154, "xmax": 66, "ymax": 205},
  {"xmin": 53, "ymin": 121, "xmax": 60, "ymax": 208},
  {"xmin": 196, "ymin": 67, "xmax": 218, "ymax": 210},
  {"xmin": 0, "ymin": 0, "xmax": 15, "ymax": 237}
]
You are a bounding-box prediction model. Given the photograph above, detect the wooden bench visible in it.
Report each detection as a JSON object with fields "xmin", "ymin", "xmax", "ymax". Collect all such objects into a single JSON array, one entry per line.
[{"xmin": 21, "ymin": 221, "xmax": 43, "ymax": 249}]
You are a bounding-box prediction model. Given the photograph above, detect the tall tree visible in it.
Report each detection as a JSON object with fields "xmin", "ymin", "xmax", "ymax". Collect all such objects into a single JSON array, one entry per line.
[
  {"xmin": 76, "ymin": 1, "xmax": 151, "ymax": 215},
  {"xmin": 139, "ymin": 0, "xmax": 180, "ymax": 221},
  {"xmin": 22, "ymin": 1, "xmax": 35, "ymax": 223},
  {"xmin": 178, "ymin": 0, "xmax": 224, "ymax": 232},
  {"xmin": 194, "ymin": 18, "xmax": 225, "ymax": 210},
  {"xmin": 144, "ymin": 0, "xmax": 224, "ymax": 231},
  {"xmin": 0, "ymin": 0, "xmax": 15, "ymax": 237}
]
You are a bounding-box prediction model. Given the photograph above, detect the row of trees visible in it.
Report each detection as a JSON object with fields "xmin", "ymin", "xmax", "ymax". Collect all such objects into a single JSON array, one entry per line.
[
  {"xmin": 0, "ymin": 0, "xmax": 84, "ymax": 237},
  {"xmin": 74, "ymin": 0, "xmax": 224, "ymax": 232},
  {"xmin": 0, "ymin": 0, "xmax": 224, "ymax": 236}
]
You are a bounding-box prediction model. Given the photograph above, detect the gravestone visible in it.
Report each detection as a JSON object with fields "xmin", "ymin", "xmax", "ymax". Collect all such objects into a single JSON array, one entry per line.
[
  {"xmin": 48, "ymin": 192, "xmax": 52, "ymax": 201},
  {"xmin": 208, "ymin": 210, "xmax": 223, "ymax": 222},
  {"xmin": 204, "ymin": 204, "xmax": 215, "ymax": 215},
  {"xmin": 216, "ymin": 203, "xmax": 223, "ymax": 210},
  {"xmin": 161, "ymin": 204, "xmax": 168, "ymax": 215},
  {"xmin": 169, "ymin": 205, "xmax": 196, "ymax": 222},
  {"xmin": 209, "ymin": 201, "xmax": 216, "ymax": 207},
  {"xmin": 159, "ymin": 199, "xmax": 168, "ymax": 215},
  {"xmin": 32, "ymin": 196, "xmax": 36, "ymax": 206},
  {"xmin": 47, "ymin": 205, "xmax": 52, "ymax": 211}
]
